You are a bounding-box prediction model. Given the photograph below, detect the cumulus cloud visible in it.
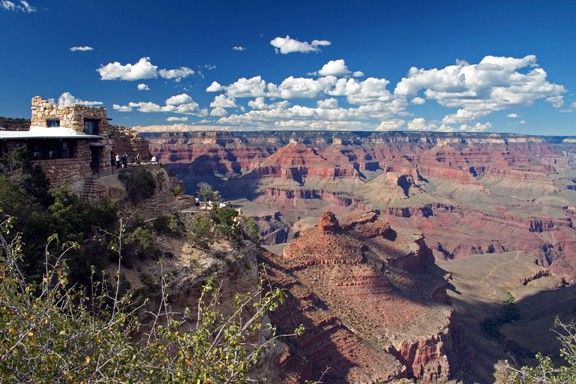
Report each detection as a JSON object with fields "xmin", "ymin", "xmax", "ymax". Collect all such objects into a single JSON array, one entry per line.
[
  {"xmin": 507, "ymin": 113, "xmax": 519, "ymax": 118},
  {"xmin": 113, "ymin": 104, "xmax": 132, "ymax": 112},
  {"xmin": 206, "ymin": 81, "xmax": 224, "ymax": 92},
  {"xmin": 166, "ymin": 93, "xmax": 194, "ymax": 106},
  {"xmin": 167, "ymin": 116, "xmax": 189, "ymax": 122},
  {"xmin": 158, "ymin": 66, "xmax": 194, "ymax": 82},
  {"xmin": 112, "ymin": 54, "xmax": 565, "ymax": 132},
  {"xmin": 210, "ymin": 107, "xmax": 228, "ymax": 117},
  {"xmin": 376, "ymin": 119, "xmax": 405, "ymax": 131},
  {"xmin": 226, "ymin": 76, "xmax": 267, "ymax": 98},
  {"xmin": 407, "ymin": 117, "xmax": 428, "ymax": 131},
  {"xmin": 318, "ymin": 59, "xmax": 350, "ymax": 77},
  {"xmin": 1, "ymin": 0, "xmax": 35, "ymax": 13},
  {"xmin": 270, "ymin": 35, "xmax": 331, "ymax": 54},
  {"xmin": 232, "ymin": 46, "xmax": 246, "ymax": 51},
  {"xmin": 394, "ymin": 54, "xmax": 565, "ymax": 125},
  {"xmin": 210, "ymin": 95, "xmax": 237, "ymax": 108},
  {"xmin": 114, "ymin": 93, "xmax": 201, "ymax": 115},
  {"xmin": 247, "ymin": 97, "xmax": 290, "ymax": 110},
  {"xmin": 98, "ymin": 57, "xmax": 158, "ymax": 81},
  {"xmin": 98, "ymin": 57, "xmax": 194, "ymax": 82},
  {"xmin": 70, "ymin": 46, "xmax": 93, "ymax": 52},
  {"xmin": 137, "ymin": 83, "xmax": 150, "ymax": 91},
  {"xmin": 274, "ymin": 76, "xmax": 337, "ymax": 99},
  {"xmin": 317, "ymin": 98, "xmax": 339, "ymax": 109},
  {"xmin": 58, "ymin": 92, "xmax": 102, "ymax": 107}
]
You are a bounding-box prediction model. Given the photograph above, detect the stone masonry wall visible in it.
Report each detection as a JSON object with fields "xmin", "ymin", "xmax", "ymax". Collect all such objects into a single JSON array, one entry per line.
[
  {"xmin": 2, "ymin": 139, "xmax": 93, "ymax": 192},
  {"xmin": 34, "ymin": 141, "xmax": 93, "ymax": 191},
  {"xmin": 30, "ymin": 96, "xmax": 110, "ymax": 134}
]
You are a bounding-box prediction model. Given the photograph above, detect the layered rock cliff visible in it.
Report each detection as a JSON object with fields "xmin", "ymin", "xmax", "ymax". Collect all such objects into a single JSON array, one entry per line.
[
  {"xmin": 262, "ymin": 211, "xmax": 459, "ymax": 383},
  {"xmin": 144, "ymin": 130, "xmax": 576, "ymax": 283}
]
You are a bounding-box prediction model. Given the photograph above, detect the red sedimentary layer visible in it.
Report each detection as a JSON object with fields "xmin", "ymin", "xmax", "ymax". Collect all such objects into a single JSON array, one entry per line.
[{"xmin": 263, "ymin": 211, "xmax": 457, "ymax": 383}]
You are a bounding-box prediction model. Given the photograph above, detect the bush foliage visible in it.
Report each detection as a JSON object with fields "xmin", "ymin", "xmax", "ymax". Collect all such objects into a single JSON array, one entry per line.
[
  {"xmin": 0, "ymin": 217, "xmax": 293, "ymax": 383},
  {"xmin": 118, "ymin": 167, "xmax": 157, "ymax": 203}
]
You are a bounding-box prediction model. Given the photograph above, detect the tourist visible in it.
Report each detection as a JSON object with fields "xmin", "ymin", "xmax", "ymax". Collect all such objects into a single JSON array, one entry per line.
[
  {"xmin": 115, "ymin": 154, "xmax": 121, "ymax": 168},
  {"xmin": 122, "ymin": 153, "xmax": 128, "ymax": 168}
]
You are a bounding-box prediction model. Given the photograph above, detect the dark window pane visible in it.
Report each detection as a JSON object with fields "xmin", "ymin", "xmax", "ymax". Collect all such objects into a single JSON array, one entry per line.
[
  {"xmin": 47, "ymin": 119, "xmax": 60, "ymax": 127},
  {"xmin": 84, "ymin": 119, "xmax": 99, "ymax": 135}
]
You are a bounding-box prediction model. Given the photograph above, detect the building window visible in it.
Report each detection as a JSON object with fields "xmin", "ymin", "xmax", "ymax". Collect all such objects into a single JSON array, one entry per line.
[
  {"xmin": 26, "ymin": 139, "xmax": 76, "ymax": 160},
  {"xmin": 84, "ymin": 119, "xmax": 99, "ymax": 135},
  {"xmin": 47, "ymin": 119, "xmax": 60, "ymax": 127}
]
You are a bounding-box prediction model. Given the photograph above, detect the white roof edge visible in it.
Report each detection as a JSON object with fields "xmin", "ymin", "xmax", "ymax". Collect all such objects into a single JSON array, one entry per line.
[{"xmin": 0, "ymin": 126, "xmax": 102, "ymax": 140}]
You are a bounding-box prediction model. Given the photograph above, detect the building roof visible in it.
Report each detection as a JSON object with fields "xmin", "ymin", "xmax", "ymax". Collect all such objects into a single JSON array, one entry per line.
[{"xmin": 0, "ymin": 126, "xmax": 102, "ymax": 140}]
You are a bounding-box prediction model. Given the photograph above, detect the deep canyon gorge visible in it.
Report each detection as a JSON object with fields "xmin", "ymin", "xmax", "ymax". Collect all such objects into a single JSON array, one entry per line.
[{"xmin": 144, "ymin": 130, "xmax": 576, "ymax": 382}]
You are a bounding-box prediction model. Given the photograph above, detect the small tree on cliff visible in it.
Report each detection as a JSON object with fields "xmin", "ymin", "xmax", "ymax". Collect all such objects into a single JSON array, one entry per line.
[{"xmin": 197, "ymin": 182, "xmax": 214, "ymax": 208}]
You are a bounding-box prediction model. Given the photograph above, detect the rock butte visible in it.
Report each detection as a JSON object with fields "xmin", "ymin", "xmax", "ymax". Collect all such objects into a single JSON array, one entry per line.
[{"xmin": 262, "ymin": 210, "xmax": 457, "ymax": 383}]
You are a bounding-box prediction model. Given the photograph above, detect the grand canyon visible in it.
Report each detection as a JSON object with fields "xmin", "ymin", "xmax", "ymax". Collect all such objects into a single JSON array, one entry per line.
[
  {"xmin": 144, "ymin": 130, "xmax": 576, "ymax": 382},
  {"xmin": 2, "ymin": 1, "xmax": 575, "ymax": 382}
]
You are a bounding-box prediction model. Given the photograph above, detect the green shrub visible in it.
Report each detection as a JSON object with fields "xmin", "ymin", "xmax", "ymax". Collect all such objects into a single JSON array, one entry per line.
[
  {"xmin": 0, "ymin": 219, "xmax": 292, "ymax": 384},
  {"xmin": 184, "ymin": 213, "xmax": 213, "ymax": 247},
  {"xmin": 118, "ymin": 168, "xmax": 156, "ymax": 203},
  {"xmin": 123, "ymin": 225, "xmax": 159, "ymax": 262},
  {"xmin": 242, "ymin": 217, "xmax": 260, "ymax": 244},
  {"xmin": 153, "ymin": 214, "xmax": 181, "ymax": 236},
  {"xmin": 171, "ymin": 184, "xmax": 184, "ymax": 196}
]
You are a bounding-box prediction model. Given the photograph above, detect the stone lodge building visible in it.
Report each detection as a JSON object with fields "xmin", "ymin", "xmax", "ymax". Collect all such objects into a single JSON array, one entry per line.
[{"xmin": 0, "ymin": 96, "xmax": 113, "ymax": 191}]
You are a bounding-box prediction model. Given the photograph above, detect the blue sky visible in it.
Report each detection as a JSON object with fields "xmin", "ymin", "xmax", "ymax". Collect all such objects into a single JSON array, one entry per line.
[{"xmin": 0, "ymin": 0, "xmax": 574, "ymax": 135}]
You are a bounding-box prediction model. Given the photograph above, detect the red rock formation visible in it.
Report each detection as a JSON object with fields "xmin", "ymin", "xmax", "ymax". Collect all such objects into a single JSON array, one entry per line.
[
  {"xmin": 265, "ymin": 211, "xmax": 458, "ymax": 383},
  {"xmin": 144, "ymin": 130, "xmax": 576, "ymax": 281}
]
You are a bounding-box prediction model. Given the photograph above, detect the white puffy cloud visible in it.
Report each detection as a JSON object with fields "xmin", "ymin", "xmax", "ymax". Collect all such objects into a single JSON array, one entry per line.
[
  {"xmin": 113, "ymin": 104, "xmax": 132, "ymax": 112},
  {"xmin": 1, "ymin": 0, "xmax": 35, "ymax": 13},
  {"xmin": 166, "ymin": 93, "xmax": 194, "ymax": 106},
  {"xmin": 318, "ymin": 59, "xmax": 350, "ymax": 77},
  {"xmin": 270, "ymin": 35, "xmax": 331, "ymax": 54},
  {"xmin": 226, "ymin": 76, "xmax": 267, "ymax": 98},
  {"xmin": 507, "ymin": 113, "xmax": 519, "ymax": 118},
  {"xmin": 546, "ymin": 95, "xmax": 564, "ymax": 108},
  {"xmin": 232, "ymin": 46, "xmax": 246, "ymax": 51},
  {"xmin": 98, "ymin": 57, "xmax": 158, "ymax": 81},
  {"xmin": 376, "ymin": 119, "xmax": 405, "ymax": 131},
  {"xmin": 167, "ymin": 116, "xmax": 189, "ymax": 122},
  {"xmin": 353, "ymin": 71, "xmax": 364, "ymax": 78},
  {"xmin": 274, "ymin": 76, "xmax": 337, "ymax": 99},
  {"xmin": 210, "ymin": 94, "xmax": 237, "ymax": 108},
  {"xmin": 158, "ymin": 66, "xmax": 194, "ymax": 82},
  {"xmin": 112, "ymin": 54, "xmax": 565, "ymax": 132},
  {"xmin": 98, "ymin": 57, "xmax": 194, "ymax": 82},
  {"xmin": 247, "ymin": 97, "xmax": 290, "ymax": 110},
  {"xmin": 394, "ymin": 54, "xmax": 565, "ymax": 125},
  {"xmin": 206, "ymin": 81, "xmax": 224, "ymax": 92},
  {"xmin": 210, "ymin": 107, "xmax": 228, "ymax": 117},
  {"xmin": 114, "ymin": 93, "xmax": 201, "ymax": 115},
  {"xmin": 137, "ymin": 83, "xmax": 149, "ymax": 91},
  {"xmin": 519, "ymin": 120, "xmax": 527, "ymax": 125},
  {"xmin": 70, "ymin": 46, "xmax": 93, "ymax": 52},
  {"xmin": 58, "ymin": 92, "xmax": 102, "ymax": 107},
  {"xmin": 317, "ymin": 98, "xmax": 339, "ymax": 109},
  {"xmin": 407, "ymin": 117, "xmax": 428, "ymax": 131}
]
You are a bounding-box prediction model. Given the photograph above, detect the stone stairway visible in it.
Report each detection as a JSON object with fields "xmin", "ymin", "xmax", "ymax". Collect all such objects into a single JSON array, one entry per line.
[{"xmin": 80, "ymin": 176, "xmax": 105, "ymax": 201}]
